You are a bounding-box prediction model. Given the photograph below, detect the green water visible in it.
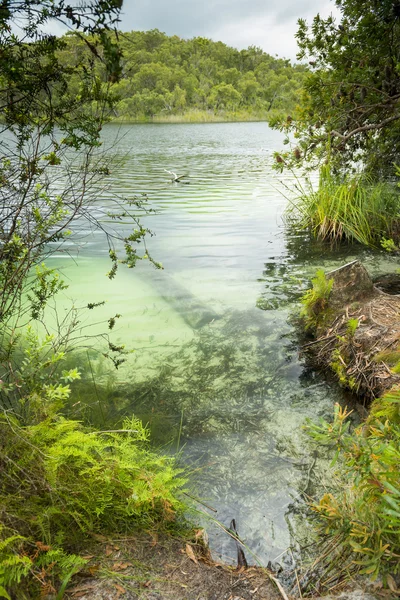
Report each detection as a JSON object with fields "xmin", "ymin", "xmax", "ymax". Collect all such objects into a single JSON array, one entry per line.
[{"xmin": 46, "ymin": 122, "xmax": 398, "ymax": 567}]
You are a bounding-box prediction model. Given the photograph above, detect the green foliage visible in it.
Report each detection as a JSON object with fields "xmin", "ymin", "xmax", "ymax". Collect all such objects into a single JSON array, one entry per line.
[
  {"xmin": 78, "ymin": 30, "xmax": 308, "ymax": 121},
  {"xmin": 0, "ymin": 2, "xmax": 157, "ymax": 326},
  {"xmin": 285, "ymin": 164, "xmax": 400, "ymax": 247},
  {"xmin": 0, "ymin": 334, "xmax": 187, "ymax": 597},
  {"xmin": 271, "ymin": 0, "xmax": 400, "ymax": 176},
  {"xmin": 328, "ymin": 319, "xmax": 359, "ymax": 391},
  {"xmin": 306, "ymin": 395, "xmax": 400, "ymax": 582},
  {"xmin": 374, "ymin": 348, "xmax": 400, "ymax": 375},
  {"xmin": 381, "ymin": 238, "xmax": 399, "ymax": 253},
  {"xmin": 330, "ymin": 347, "xmax": 356, "ymax": 390},
  {"xmin": 346, "ymin": 318, "xmax": 359, "ymax": 337},
  {"xmin": 300, "ymin": 269, "xmax": 333, "ymax": 330}
]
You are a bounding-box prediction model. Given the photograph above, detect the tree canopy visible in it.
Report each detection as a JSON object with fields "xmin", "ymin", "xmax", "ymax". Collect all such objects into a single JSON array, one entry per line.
[
  {"xmin": 273, "ymin": 0, "xmax": 400, "ymax": 176},
  {"xmin": 75, "ymin": 30, "xmax": 307, "ymax": 119}
]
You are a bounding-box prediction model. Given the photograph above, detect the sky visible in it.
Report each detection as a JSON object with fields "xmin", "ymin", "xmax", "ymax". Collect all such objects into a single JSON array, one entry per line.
[{"xmin": 119, "ymin": 0, "xmax": 341, "ymax": 60}]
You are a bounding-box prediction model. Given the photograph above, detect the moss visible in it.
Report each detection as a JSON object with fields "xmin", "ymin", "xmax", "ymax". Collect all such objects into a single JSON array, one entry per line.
[{"xmin": 300, "ymin": 270, "xmax": 334, "ymax": 331}]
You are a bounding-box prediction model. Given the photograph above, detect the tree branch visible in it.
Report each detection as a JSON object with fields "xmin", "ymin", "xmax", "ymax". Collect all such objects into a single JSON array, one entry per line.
[{"xmin": 331, "ymin": 114, "xmax": 400, "ymax": 142}]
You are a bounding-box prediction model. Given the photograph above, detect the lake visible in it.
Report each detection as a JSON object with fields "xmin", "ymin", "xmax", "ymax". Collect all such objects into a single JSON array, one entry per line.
[{"xmin": 47, "ymin": 122, "xmax": 396, "ymax": 568}]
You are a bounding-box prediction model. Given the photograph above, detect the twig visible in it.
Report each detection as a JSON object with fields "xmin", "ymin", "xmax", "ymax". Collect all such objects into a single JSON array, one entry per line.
[{"xmin": 266, "ymin": 572, "xmax": 291, "ymax": 600}]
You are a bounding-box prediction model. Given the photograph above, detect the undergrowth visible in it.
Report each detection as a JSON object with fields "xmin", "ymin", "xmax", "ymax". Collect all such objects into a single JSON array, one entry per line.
[
  {"xmin": 0, "ymin": 331, "xmax": 187, "ymax": 598},
  {"xmin": 306, "ymin": 393, "xmax": 400, "ymax": 586},
  {"xmin": 285, "ymin": 164, "xmax": 400, "ymax": 247}
]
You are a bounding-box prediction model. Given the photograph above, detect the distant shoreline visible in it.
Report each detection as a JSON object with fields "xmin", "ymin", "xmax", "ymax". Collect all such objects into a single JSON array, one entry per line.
[{"xmin": 110, "ymin": 109, "xmax": 280, "ymax": 125}]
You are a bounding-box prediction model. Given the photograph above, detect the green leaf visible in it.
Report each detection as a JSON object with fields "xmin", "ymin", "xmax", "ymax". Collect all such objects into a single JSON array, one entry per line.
[{"xmin": 0, "ymin": 586, "xmax": 11, "ymax": 600}]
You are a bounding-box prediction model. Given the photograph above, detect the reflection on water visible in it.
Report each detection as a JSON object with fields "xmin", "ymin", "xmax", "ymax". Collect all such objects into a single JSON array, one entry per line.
[{"xmin": 46, "ymin": 122, "xmax": 399, "ymax": 566}]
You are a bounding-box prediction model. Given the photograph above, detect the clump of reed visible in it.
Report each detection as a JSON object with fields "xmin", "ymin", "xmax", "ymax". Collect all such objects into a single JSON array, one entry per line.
[{"xmin": 285, "ymin": 164, "xmax": 400, "ymax": 247}]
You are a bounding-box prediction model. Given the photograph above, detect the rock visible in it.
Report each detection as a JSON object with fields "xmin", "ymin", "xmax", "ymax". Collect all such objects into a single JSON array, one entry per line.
[{"xmin": 326, "ymin": 260, "xmax": 374, "ymax": 309}]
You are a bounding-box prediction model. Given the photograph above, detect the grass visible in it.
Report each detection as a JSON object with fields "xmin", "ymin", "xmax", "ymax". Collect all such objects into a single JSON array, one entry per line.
[
  {"xmin": 285, "ymin": 164, "xmax": 400, "ymax": 247},
  {"xmin": 300, "ymin": 269, "xmax": 334, "ymax": 330},
  {"xmin": 111, "ymin": 108, "xmax": 280, "ymax": 124}
]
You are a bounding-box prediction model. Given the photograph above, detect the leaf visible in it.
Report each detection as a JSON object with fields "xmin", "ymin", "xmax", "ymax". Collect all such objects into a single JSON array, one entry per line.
[
  {"xmin": 88, "ymin": 564, "xmax": 100, "ymax": 576},
  {"xmin": 329, "ymin": 448, "xmax": 340, "ymax": 467},
  {"xmin": 112, "ymin": 562, "xmax": 131, "ymax": 571},
  {"xmin": 185, "ymin": 543, "xmax": 198, "ymax": 564},
  {"xmin": 92, "ymin": 534, "xmax": 107, "ymax": 542},
  {"xmin": 387, "ymin": 575, "xmax": 398, "ymax": 593},
  {"xmin": 0, "ymin": 586, "xmax": 11, "ymax": 600},
  {"xmin": 113, "ymin": 583, "xmax": 126, "ymax": 598}
]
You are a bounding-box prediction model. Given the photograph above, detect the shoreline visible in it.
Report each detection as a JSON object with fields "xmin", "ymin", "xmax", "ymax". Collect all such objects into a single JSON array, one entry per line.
[{"xmin": 109, "ymin": 109, "xmax": 280, "ymax": 125}]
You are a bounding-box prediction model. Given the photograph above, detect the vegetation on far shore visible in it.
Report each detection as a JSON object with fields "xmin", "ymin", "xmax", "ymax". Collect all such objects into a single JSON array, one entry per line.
[{"xmin": 60, "ymin": 29, "xmax": 307, "ymax": 122}]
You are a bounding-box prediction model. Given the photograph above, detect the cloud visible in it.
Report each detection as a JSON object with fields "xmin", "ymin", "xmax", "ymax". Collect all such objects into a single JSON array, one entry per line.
[{"xmin": 120, "ymin": 0, "xmax": 341, "ymax": 59}]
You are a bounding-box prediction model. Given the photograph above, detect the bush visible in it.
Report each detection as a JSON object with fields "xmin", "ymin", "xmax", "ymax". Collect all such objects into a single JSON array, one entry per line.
[
  {"xmin": 285, "ymin": 164, "xmax": 400, "ymax": 247},
  {"xmin": 306, "ymin": 394, "xmax": 400, "ymax": 584},
  {"xmin": 0, "ymin": 333, "xmax": 187, "ymax": 598}
]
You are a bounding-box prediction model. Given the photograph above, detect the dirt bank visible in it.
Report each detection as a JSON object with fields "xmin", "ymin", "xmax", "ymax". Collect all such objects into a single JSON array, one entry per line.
[
  {"xmin": 301, "ymin": 261, "xmax": 400, "ymax": 402},
  {"xmin": 63, "ymin": 533, "xmax": 392, "ymax": 600},
  {"xmin": 64, "ymin": 533, "xmax": 284, "ymax": 600}
]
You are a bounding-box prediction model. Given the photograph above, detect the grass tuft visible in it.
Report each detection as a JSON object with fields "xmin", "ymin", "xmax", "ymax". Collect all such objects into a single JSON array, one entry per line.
[{"xmin": 285, "ymin": 164, "xmax": 400, "ymax": 247}]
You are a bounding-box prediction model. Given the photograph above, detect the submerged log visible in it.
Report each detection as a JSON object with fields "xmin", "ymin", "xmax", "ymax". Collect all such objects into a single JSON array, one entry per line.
[
  {"xmin": 150, "ymin": 271, "xmax": 220, "ymax": 329},
  {"xmin": 302, "ymin": 260, "xmax": 400, "ymax": 401}
]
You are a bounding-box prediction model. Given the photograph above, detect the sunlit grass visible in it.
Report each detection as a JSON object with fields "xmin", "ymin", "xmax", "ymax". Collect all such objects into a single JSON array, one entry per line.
[{"xmin": 112, "ymin": 108, "xmax": 271, "ymax": 124}]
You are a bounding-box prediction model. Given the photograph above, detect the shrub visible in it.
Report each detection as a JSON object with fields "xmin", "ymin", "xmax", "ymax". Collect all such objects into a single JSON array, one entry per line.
[
  {"xmin": 0, "ymin": 333, "xmax": 187, "ymax": 597},
  {"xmin": 285, "ymin": 164, "xmax": 400, "ymax": 247},
  {"xmin": 306, "ymin": 394, "xmax": 400, "ymax": 584},
  {"xmin": 0, "ymin": 411, "xmax": 187, "ymax": 597}
]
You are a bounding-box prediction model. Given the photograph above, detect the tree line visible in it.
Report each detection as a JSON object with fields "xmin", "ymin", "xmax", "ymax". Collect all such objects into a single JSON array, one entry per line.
[{"xmin": 59, "ymin": 29, "xmax": 308, "ymax": 120}]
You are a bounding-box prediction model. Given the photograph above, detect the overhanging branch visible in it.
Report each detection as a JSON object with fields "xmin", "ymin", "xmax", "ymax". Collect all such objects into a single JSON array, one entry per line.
[{"xmin": 331, "ymin": 114, "xmax": 400, "ymax": 142}]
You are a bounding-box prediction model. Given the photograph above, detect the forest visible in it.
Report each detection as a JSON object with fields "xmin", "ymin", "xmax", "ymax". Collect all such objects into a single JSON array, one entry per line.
[{"xmin": 59, "ymin": 29, "xmax": 307, "ymax": 121}]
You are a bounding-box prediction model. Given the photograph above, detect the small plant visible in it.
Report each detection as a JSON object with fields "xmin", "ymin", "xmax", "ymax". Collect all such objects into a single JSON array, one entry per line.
[
  {"xmin": 0, "ymin": 334, "xmax": 188, "ymax": 597},
  {"xmin": 381, "ymin": 237, "xmax": 399, "ymax": 253},
  {"xmin": 346, "ymin": 318, "xmax": 359, "ymax": 337},
  {"xmin": 300, "ymin": 269, "xmax": 334, "ymax": 330},
  {"xmin": 305, "ymin": 393, "xmax": 400, "ymax": 584},
  {"xmin": 329, "ymin": 318, "xmax": 359, "ymax": 390}
]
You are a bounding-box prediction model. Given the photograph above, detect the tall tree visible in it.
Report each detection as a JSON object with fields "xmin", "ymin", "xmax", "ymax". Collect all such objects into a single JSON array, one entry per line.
[{"xmin": 273, "ymin": 0, "xmax": 400, "ymax": 175}]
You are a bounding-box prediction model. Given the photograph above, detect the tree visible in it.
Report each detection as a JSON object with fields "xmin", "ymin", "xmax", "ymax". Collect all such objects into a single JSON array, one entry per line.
[
  {"xmin": 0, "ymin": 1, "xmax": 157, "ymax": 326},
  {"xmin": 208, "ymin": 83, "xmax": 241, "ymax": 110},
  {"xmin": 273, "ymin": 0, "xmax": 400, "ymax": 175}
]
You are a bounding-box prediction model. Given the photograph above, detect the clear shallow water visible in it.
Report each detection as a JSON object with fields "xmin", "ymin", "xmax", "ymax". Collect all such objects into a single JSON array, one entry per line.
[{"xmin": 46, "ymin": 122, "xmax": 398, "ymax": 566}]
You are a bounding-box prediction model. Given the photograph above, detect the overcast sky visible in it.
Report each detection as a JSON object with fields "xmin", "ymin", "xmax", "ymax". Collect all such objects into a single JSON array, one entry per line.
[{"xmin": 119, "ymin": 0, "xmax": 341, "ymax": 60}]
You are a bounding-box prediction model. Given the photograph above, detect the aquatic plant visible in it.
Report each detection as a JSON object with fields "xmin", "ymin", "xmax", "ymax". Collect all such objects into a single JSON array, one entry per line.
[{"xmin": 285, "ymin": 164, "xmax": 400, "ymax": 247}]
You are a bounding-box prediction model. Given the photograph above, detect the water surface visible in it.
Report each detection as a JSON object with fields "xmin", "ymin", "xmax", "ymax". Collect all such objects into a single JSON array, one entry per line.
[{"xmin": 48, "ymin": 122, "xmax": 396, "ymax": 566}]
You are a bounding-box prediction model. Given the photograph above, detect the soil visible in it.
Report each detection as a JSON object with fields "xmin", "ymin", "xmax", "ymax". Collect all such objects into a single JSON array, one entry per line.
[
  {"xmin": 63, "ymin": 534, "xmax": 396, "ymax": 600},
  {"xmin": 64, "ymin": 533, "xmax": 285, "ymax": 600}
]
